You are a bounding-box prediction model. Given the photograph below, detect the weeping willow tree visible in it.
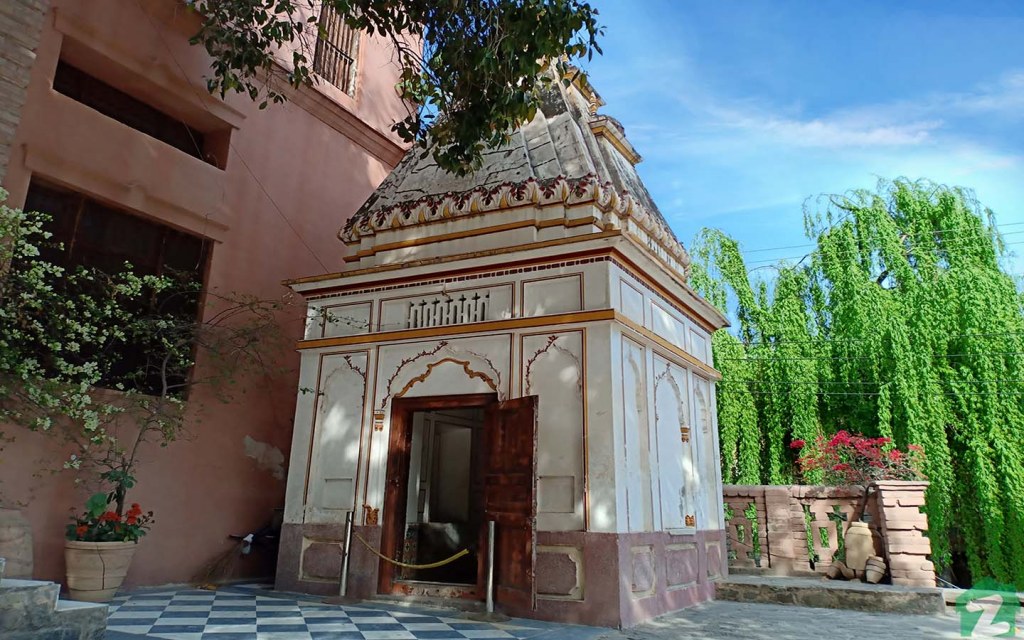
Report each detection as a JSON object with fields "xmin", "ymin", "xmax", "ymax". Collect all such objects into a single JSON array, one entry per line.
[{"xmin": 691, "ymin": 178, "xmax": 1024, "ymax": 588}]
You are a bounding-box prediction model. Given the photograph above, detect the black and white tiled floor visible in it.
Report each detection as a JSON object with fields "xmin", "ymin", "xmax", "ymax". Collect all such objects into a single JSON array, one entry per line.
[{"xmin": 105, "ymin": 584, "xmax": 605, "ymax": 640}]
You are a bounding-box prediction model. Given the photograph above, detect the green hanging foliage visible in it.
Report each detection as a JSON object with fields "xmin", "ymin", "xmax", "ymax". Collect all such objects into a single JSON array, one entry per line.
[{"xmin": 692, "ymin": 178, "xmax": 1024, "ymax": 588}]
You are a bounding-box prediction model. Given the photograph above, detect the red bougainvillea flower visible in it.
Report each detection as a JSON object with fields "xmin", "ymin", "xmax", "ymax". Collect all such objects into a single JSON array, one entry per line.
[
  {"xmin": 793, "ymin": 431, "xmax": 926, "ymax": 486},
  {"xmin": 829, "ymin": 430, "xmax": 853, "ymax": 446}
]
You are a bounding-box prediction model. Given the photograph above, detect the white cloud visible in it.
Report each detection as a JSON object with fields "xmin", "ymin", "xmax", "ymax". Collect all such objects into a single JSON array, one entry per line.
[
  {"xmin": 606, "ymin": 58, "xmax": 1024, "ymax": 250},
  {"xmin": 941, "ymin": 70, "xmax": 1024, "ymax": 116},
  {"xmin": 649, "ymin": 67, "xmax": 1024, "ymax": 154},
  {"xmin": 705, "ymin": 104, "xmax": 941, "ymax": 148}
]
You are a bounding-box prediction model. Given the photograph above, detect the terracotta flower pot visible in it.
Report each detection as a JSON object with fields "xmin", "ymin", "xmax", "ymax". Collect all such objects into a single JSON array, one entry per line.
[
  {"xmin": 864, "ymin": 555, "xmax": 886, "ymax": 584},
  {"xmin": 65, "ymin": 540, "xmax": 138, "ymax": 602}
]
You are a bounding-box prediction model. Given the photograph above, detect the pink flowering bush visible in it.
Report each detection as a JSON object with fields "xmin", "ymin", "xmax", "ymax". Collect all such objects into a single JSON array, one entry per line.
[{"xmin": 790, "ymin": 431, "xmax": 926, "ymax": 486}]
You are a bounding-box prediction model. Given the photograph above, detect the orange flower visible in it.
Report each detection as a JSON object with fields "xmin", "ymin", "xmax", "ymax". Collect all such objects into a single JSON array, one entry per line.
[
  {"xmin": 99, "ymin": 511, "xmax": 120, "ymax": 523},
  {"xmin": 75, "ymin": 524, "xmax": 89, "ymax": 537},
  {"xmin": 126, "ymin": 515, "xmax": 137, "ymax": 525}
]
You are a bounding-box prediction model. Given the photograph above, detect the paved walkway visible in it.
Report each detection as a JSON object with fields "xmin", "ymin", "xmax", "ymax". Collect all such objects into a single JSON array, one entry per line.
[
  {"xmin": 598, "ymin": 601, "xmax": 963, "ymax": 640},
  {"xmin": 104, "ymin": 584, "xmax": 965, "ymax": 639},
  {"xmin": 104, "ymin": 584, "xmax": 604, "ymax": 640}
]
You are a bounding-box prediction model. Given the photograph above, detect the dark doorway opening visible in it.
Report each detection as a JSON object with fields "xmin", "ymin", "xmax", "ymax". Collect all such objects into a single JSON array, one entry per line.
[
  {"xmin": 379, "ymin": 394, "xmax": 495, "ymax": 600},
  {"xmin": 379, "ymin": 393, "xmax": 539, "ymax": 610},
  {"xmin": 399, "ymin": 407, "xmax": 484, "ymax": 585}
]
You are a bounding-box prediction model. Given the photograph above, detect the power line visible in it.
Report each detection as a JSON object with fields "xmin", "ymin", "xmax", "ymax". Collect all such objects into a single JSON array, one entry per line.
[
  {"xmin": 719, "ymin": 379, "xmax": 1024, "ymax": 386},
  {"xmin": 716, "ymin": 351, "xmax": 1024, "ymax": 362},
  {"xmin": 725, "ymin": 330, "xmax": 1024, "ymax": 348},
  {"xmin": 732, "ymin": 228, "xmax": 1024, "ymax": 266},
  {"xmin": 743, "ymin": 238, "xmax": 1024, "ymax": 266},
  {"xmin": 731, "ymin": 221, "xmax": 1024, "ymax": 258},
  {"xmin": 724, "ymin": 389, "xmax": 1024, "ymax": 397},
  {"xmin": 741, "ymin": 236, "xmax": 1024, "ymax": 266}
]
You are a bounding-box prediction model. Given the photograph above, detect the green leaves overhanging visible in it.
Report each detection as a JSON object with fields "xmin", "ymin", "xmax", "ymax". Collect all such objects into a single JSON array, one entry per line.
[{"xmin": 693, "ymin": 178, "xmax": 1024, "ymax": 587}]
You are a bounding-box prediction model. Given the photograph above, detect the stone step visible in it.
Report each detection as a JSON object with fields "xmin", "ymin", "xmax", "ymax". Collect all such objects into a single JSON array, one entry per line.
[
  {"xmin": 367, "ymin": 593, "xmax": 486, "ymax": 613},
  {"xmin": 0, "ymin": 578, "xmax": 61, "ymax": 630},
  {"xmin": 943, "ymin": 587, "xmax": 1024, "ymax": 610},
  {"xmin": 714, "ymin": 575, "xmax": 945, "ymax": 615},
  {"xmin": 56, "ymin": 600, "xmax": 108, "ymax": 627},
  {"xmin": 49, "ymin": 599, "xmax": 109, "ymax": 640},
  {"xmin": 0, "ymin": 579, "xmax": 107, "ymax": 640}
]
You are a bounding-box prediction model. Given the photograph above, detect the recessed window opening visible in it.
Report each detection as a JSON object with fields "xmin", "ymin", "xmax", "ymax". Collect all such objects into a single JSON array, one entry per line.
[{"xmin": 52, "ymin": 60, "xmax": 226, "ymax": 168}]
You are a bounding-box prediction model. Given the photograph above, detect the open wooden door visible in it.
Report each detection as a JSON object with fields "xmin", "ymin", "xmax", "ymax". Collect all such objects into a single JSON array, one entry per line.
[{"xmin": 483, "ymin": 396, "xmax": 538, "ymax": 611}]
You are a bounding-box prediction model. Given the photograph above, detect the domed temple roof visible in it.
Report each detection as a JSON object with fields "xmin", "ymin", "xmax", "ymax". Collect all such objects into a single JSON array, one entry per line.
[{"xmin": 338, "ymin": 69, "xmax": 689, "ymax": 277}]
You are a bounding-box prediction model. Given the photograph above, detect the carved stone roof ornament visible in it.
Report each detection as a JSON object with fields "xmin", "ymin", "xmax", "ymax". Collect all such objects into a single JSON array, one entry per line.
[{"xmin": 339, "ymin": 65, "xmax": 691, "ymax": 279}]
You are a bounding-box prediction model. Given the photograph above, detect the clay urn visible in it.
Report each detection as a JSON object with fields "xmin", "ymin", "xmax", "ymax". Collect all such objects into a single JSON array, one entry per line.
[
  {"xmin": 844, "ymin": 521, "xmax": 875, "ymax": 572},
  {"xmin": 864, "ymin": 555, "xmax": 886, "ymax": 584}
]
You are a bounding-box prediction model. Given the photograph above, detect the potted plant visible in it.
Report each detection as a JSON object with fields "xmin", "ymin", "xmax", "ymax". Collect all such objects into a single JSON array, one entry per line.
[
  {"xmin": 1, "ymin": 192, "xmax": 290, "ymax": 594},
  {"xmin": 64, "ymin": 489, "xmax": 153, "ymax": 602}
]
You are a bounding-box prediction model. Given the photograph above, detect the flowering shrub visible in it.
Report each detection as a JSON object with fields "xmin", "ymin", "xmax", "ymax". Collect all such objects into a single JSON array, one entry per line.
[
  {"xmin": 791, "ymin": 431, "xmax": 926, "ymax": 486},
  {"xmin": 66, "ymin": 492, "xmax": 153, "ymax": 543}
]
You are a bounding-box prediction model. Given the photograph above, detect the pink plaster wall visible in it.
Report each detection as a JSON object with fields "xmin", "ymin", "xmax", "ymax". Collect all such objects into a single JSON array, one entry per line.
[{"xmin": 0, "ymin": 0, "xmax": 408, "ymax": 587}]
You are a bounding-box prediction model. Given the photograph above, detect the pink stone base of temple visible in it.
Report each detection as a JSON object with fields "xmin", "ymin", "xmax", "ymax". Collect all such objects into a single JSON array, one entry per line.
[{"xmin": 276, "ymin": 524, "xmax": 726, "ymax": 628}]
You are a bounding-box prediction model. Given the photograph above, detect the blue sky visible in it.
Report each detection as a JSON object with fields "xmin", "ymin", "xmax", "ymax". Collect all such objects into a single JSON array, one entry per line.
[{"xmin": 585, "ymin": 1, "xmax": 1024, "ymax": 270}]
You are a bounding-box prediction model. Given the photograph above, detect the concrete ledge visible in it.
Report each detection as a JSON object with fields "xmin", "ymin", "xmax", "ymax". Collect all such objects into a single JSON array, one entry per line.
[
  {"xmin": 0, "ymin": 579, "xmax": 60, "ymax": 631},
  {"xmin": 714, "ymin": 575, "xmax": 945, "ymax": 615},
  {"xmin": 943, "ymin": 588, "xmax": 1024, "ymax": 609},
  {"xmin": 0, "ymin": 579, "xmax": 107, "ymax": 639}
]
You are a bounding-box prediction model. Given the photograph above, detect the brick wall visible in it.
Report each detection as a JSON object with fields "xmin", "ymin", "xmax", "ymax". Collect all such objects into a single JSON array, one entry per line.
[
  {"xmin": 0, "ymin": 0, "xmax": 48, "ymax": 184},
  {"xmin": 723, "ymin": 482, "xmax": 936, "ymax": 587}
]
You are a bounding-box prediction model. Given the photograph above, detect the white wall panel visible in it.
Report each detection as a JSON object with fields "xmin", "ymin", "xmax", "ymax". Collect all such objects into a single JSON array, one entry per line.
[
  {"xmin": 305, "ymin": 351, "xmax": 368, "ymax": 523},
  {"xmin": 523, "ymin": 331, "xmax": 586, "ymax": 531}
]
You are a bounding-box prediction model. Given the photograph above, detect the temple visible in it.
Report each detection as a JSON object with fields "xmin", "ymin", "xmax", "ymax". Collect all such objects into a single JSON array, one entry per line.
[{"xmin": 276, "ymin": 69, "xmax": 730, "ymax": 628}]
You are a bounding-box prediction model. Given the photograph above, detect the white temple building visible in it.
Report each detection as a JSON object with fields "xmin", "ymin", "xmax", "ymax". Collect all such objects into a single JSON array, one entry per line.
[{"xmin": 276, "ymin": 71, "xmax": 729, "ymax": 628}]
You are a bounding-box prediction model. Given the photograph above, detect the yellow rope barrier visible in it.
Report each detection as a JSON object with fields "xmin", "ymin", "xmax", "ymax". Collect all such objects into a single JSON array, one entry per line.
[{"xmin": 352, "ymin": 530, "xmax": 470, "ymax": 570}]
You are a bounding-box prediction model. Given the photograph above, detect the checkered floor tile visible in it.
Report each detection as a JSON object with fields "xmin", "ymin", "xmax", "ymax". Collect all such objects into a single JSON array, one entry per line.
[{"xmin": 105, "ymin": 584, "xmax": 603, "ymax": 640}]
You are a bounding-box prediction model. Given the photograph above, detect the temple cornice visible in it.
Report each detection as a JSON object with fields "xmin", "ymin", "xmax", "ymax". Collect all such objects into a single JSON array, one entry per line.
[{"xmin": 339, "ymin": 172, "xmax": 690, "ymax": 278}]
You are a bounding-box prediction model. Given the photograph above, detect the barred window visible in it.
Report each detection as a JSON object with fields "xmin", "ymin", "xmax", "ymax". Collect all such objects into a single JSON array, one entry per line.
[
  {"xmin": 53, "ymin": 61, "xmax": 224, "ymax": 168},
  {"xmin": 313, "ymin": 6, "xmax": 359, "ymax": 95}
]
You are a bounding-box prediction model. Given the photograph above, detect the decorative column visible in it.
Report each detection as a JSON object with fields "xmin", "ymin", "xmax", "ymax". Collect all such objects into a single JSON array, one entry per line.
[
  {"xmin": 872, "ymin": 481, "xmax": 935, "ymax": 587},
  {"xmin": 0, "ymin": 0, "xmax": 48, "ymax": 183}
]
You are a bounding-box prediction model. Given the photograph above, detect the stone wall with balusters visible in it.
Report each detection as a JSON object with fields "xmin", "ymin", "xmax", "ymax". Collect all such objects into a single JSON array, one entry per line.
[{"xmin": 722, "ymin": 482, "xmax": 935, "ymax": 587}]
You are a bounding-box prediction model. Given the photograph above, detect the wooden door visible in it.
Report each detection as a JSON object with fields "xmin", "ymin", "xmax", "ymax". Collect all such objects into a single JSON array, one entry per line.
[
  {"xmin": 483, "ymin": 396, "xmax": 538, "ymax": 611},
  {"xmin": 379, "ymin": 393, "xmax": 496, "ymax": 599}
]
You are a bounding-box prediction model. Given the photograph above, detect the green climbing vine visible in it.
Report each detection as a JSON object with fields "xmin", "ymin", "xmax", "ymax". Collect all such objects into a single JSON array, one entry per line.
[{"xmin": 692, "ymin": 178, "xmax": 1024, "ymax": 588}]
